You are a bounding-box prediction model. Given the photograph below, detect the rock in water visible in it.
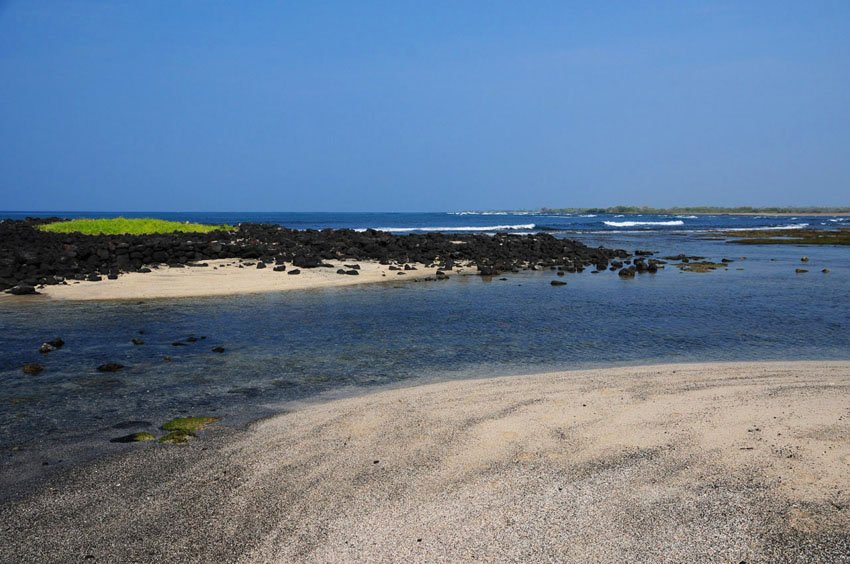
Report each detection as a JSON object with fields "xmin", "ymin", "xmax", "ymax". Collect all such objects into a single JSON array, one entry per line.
[
  {"xmin": 46, "ymin": 337, "xmax": 64, "ymax": 348},
  {"xmin": 110, "ymin": 432, "xmax": 156, "ymax": 443},
  {"xmin": 97, "ymin": 362, "xmax": 124, "ymax": 372},
  {"xmin": 22, "ymin": 363, "xmax": 44, "ymax": 376},
  {"xmin": 211, "ymin": 346, "xmax": 225, "ymax": 353},
  {"xmin": 550, "ymin": 280, "xmax": 567, "ymax": 286}
]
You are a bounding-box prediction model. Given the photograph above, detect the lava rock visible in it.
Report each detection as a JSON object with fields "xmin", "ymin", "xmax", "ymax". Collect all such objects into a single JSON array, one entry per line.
[
  {"xmin": 8, "ymin": 284, "xmax": 38, "ymax": 295},
  {"xmin": 22, "ymin": 363, "xmax": 44, "ymax": 376},
  {"xmin": 288, "ymin": 269, "xmax": 301, "ymax": 275}
]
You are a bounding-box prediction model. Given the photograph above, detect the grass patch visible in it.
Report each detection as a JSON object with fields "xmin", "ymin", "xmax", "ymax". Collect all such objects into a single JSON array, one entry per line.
[
  {"xmin": 161, "ymin": 416, "xmax": 220, "ymax": 433},
  {"xmin": 38, "ymin": 217, "xmax": 233, "ymax": 236}
]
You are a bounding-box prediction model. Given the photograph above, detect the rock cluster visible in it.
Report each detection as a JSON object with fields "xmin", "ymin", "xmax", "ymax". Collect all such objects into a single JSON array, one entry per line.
[{"xmin": 1, "ymin": 218, "xmax": 632, "ymax": 292}]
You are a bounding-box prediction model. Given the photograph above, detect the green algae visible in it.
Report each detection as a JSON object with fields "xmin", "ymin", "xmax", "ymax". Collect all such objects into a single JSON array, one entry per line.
[
  {"xmin": 110, "ymin": 432, "xmax": 156, "ymax": 443},
  {"xmin": 161, "ymin": 416, "xmax": 219, "ymax": 433}
]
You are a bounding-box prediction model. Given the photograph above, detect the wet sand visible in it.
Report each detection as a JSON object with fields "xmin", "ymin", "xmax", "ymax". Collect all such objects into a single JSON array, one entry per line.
[
  {"xmin": 2, "ymin": 361, "xmax": 849, "ymax": 562},
  {"xmin": 8, "ymin": 259, "xmax": 463, "ymax": 301}
]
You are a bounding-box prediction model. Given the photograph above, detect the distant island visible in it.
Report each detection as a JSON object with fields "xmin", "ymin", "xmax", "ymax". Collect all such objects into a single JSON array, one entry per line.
[{"xmin": 538, "ymin": 206, "xmax": 850, "ymax": 215}]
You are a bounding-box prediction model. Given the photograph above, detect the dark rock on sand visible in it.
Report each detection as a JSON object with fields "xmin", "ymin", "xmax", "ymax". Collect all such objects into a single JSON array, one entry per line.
[
  {"xmin": 273, "ymin": 265, "xmax": 286, "ymax": 272},
  {"xmin": 288, "ymin": 269, "xmax": 301, "ymax": 275},
  {"xmin": 345, "ymin": 270, "xmax": 359, "ymax": 276},
  {"xmin": 8, "ymin": 284, "xmax": 38, "ymax": 295},
  {"xmin": 256, "ymin": 261, "xmax": 266, "ymax": 269},
  {"xmin": 96, "ymin": 362, "xmax": 124, "ymax": 372}
]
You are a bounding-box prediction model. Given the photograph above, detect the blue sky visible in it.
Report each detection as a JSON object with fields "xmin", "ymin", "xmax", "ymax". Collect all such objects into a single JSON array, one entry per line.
[{"xmin": 1, "ymin": 1, "xmax": 849, "ymax": 212}]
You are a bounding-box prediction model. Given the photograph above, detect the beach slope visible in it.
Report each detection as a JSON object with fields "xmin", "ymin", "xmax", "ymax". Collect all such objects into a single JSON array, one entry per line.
[{"xmin": 3, "ymin": 362, "xmax": 849, "ymax": 562}]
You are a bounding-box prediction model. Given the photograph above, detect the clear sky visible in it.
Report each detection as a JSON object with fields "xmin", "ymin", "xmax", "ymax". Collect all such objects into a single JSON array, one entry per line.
[{"xmin": 1, "ymin": 1, "xmax": 849, "ymax": 212}]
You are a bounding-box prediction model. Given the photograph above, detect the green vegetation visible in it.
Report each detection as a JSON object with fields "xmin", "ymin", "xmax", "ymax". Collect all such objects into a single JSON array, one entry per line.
[
  {"xmin": 158, "ymin": 430, "xmax": 193, "ymax": 444},
  {"xmin": 38, "ymin": 217, "xmax": 233, "ymax": 236},
  {"xmin": 161, "ymin": 416, "xmax": 220, "ymax": 433},
  {"xmin": 539, "ymin": 206, "xmax": 850, "ymax": 215},
  {"xmin": 723, "ymin": 228, "xmax": 850, "ymax": 246}
]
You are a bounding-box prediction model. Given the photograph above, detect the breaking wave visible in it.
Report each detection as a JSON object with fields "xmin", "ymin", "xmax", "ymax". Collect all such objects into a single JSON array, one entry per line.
[
  {"xmin": 357, "ymin": 223, "xmax": 537, "ymax": 233},
  {"xmin": 603, "ymin": 220, "xmax": 685, "ymax": 227}
]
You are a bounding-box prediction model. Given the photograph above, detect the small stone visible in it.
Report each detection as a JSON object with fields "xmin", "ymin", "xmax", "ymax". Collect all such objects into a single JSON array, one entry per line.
[
  {"xmin": 211, "ymin": 346, "xmax": 225, "ymax": 353},
  {"xmin": 288, "ymin": 269, "xmax": 301, "ymax": 275},
  {"xmin": 22, "ymin": 363, "xmax": 44, "ymax": 376},
  {"xmin": 131, "ymin": 338, "xmax": 144, "ymax": 345},
  {"xmin": 551, "ymin": 280, "xmax": 567, "ymax": 286},
  {"xmin": 96, "ymin": 362, "xmax": 124, "ymax": 372}
]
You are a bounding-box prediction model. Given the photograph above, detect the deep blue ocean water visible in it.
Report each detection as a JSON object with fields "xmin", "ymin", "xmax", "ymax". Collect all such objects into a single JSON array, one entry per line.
[{"xmin": 1, "ymin": 211, "xmax": 849, "ymax": 492}]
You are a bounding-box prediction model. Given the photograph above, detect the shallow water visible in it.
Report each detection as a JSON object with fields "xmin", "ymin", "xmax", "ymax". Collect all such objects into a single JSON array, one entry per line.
[{"xmin": 1, "ymin": 218, "xmax": 849, "ymax": 497}]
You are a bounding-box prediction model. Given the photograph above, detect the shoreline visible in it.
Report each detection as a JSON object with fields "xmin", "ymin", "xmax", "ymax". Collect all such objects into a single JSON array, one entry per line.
[
  {"xmin": 3, "ymin": 360, "xmax": 848, "ymax": 561},
  {"xmin": 1, "ymin": 259, "xmax": 465, "ymax": 301}
]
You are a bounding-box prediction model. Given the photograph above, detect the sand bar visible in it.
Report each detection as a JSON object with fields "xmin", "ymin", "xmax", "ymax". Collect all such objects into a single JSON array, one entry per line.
[
  {"xmin": 2, "ymin": 259, "xmax": 464, "ymax": 301},
  {"xmin": 2, "ymin": 361, "xmax": 849, "ymax": 562}
]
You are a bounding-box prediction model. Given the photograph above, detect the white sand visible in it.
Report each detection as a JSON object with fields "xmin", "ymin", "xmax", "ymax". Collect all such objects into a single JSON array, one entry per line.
[
  {"xmin": 15, "ymin": 259, "xmax": 465, "ymax": 301},
  {"xmin": 3, "ymin": 361, "xmax": 849, "ymax": 562}
]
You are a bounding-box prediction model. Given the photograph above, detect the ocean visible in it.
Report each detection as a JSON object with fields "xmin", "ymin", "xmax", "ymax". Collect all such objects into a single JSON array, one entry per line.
[{"xmin": 1, "ymin": 210, "xmax": 849, "ymax": 495}]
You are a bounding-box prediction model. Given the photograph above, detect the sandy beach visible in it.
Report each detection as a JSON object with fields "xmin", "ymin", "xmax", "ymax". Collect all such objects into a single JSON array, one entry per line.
[
  {"xmin": 3, "ymin": 259, "xmax": 464, "ymax": 301},
  {"xmin": 3, "ymin": 361, "xmax": 849, "ymax": 562}
]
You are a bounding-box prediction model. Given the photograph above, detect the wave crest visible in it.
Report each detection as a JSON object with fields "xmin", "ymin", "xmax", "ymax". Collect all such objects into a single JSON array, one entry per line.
[
  {"xmin": 357, "ymin": 223, "xmax": 536, "ymax": 233},
  {"xmin": 603, "ymin": 220, "xmax": 685, "ymax": 227}
]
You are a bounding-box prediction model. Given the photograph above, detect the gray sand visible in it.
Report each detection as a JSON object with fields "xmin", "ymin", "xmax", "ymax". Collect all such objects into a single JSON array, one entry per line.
[{"xmin": 3, "ymin": 361, "xmax": 850, "ymax": 562}]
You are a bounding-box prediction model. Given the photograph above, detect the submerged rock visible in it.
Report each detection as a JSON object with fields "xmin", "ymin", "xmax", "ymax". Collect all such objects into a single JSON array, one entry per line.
[
  {"xmin": 22, "ymin": 363, "xmax": 44, "ymax": 376},
  {"xmin": 131, "ymin": 338, "xmax": 144, "ymax": 345},
  {"xmin": 158, "ymin": 430, "xmax": 193, "ymax": 444},
  {"xmin": 211, "ymin": 346, "xmax": 225, "ymax": 353},
  {"xmin": 110, "ymin": 432, "xmax": 156, "ymax": 443},
  {"xmin": 550, "ymin": 280, "xmax": 567, "ymax": 286},
  {"xmin": 96, "ymin": 362, "xmax": 124, "ymax": 372}
]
